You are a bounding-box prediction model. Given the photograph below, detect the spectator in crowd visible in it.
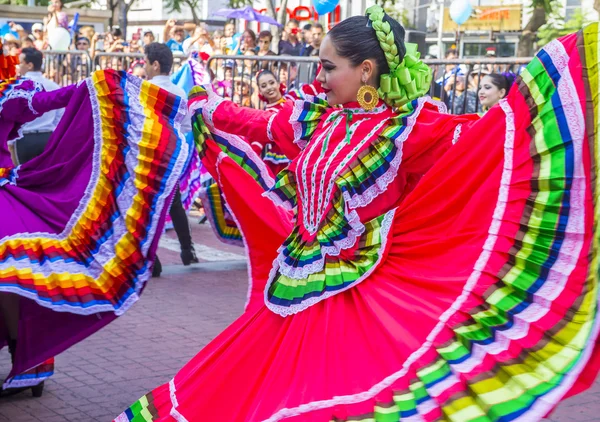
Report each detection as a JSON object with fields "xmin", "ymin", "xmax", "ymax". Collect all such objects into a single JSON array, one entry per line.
[
  {"xmin": 144, "ymin": 42, "xmax": 198, "ymax": 276},
  {"xmin": 279, "ymin": 19, "xmax": 302, "ymax": 56},
  {"xmin": 4, "ymin": 35, "xmax": 21, "ymax": 56},
  {"xmin": 436, "ymin": 48, "xmax": 465, "ymax": 84},
  {"xmin": 112, "ymin": 28, "xmax": 123, "ymax": 40},
  {"xmin": 257, "ymin": 30, "xmax": 276, "ymax": 57},
  {"xmin": 15, "ymin": 48, "xmax": 63, "ymax": 165},
  {"xmin": 273, "ymin": 56, "xmax": 297, "ymax": 88},
  {"xmin": 444, "ymin": 74, "xmax": 479, "ymax": 115},
  {"xmin": 302, "ymin": 23, "xmax": 323, "ymax": 57},
  {"xmin": 212, "ymin": 30, "xmax": 223, "ymax": 53},
  {"xmin": 45, "ymin": 0, "xmax": 68, "ymax": 33},
  {"xmin": 232, "ymin": 76, "xmax": 252, "ymax": 107},
  {"xmin": 183, "ymin": 25, "xmax": 214, "ymax": 56},
  {"xmin": 242, "ymin": 49, "xmax": 256, "ymax": 77},
  {"xmin": 432, "ymin": 48, "xmax": 465, "ymax": 102},
  {"xmin": 478, "ymin": 73, "xmax": 514, "ymax": 112},
  {"xmin": 127, "ymin": 38, "xmax": 142, "ymax": 54},
  {"xmin": 214, "ymin": 59, "xmax": 234, "ymax": 98},
  {"xmin": 143, "ymin": 30, "xmax": 155, "ymax": 46},
  {"xmin": 233, "ymin": 29, "xmax": 256, "ymax": 55},
  {"xmin": 78, "ymin": 25, "xmax": 95, "ymax": 41},
  {"xmin": 75, "ymin": 36, "xmax": 90, "ymax": 52},
  {"xmin": 31, "ymin": 23, "xmax": 47, "ymax": 50},
  {"xmin": 70, "ymin": 36, "xmax": 90, "ymax": 80},
  {"xmin": 223, "ymin": 21, "xmax": 237, "ymax": 54},
  {"xmin": 129, "ymin": 60, "xmax": 147, "ymax": 80},
  {"xmin": 301, "ymin": 23, "xmax": 312, "ymax": 49},
  {"xmin": 21, "ymin": 36, "xmax": 35, "ymax": 50},
  {"xmin": 163, "ymin": 19, "xmax": 187, "ymax": 53}
]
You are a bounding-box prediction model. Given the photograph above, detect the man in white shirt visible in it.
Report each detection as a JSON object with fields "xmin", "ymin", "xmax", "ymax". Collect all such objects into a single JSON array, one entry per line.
[
  {"xmin": 15, "ymin": 48, "xmax": 63, "ymax": 164},
  {"xmin": 145, "ymin": 43, "xmax": 198, "ymax": 275}
]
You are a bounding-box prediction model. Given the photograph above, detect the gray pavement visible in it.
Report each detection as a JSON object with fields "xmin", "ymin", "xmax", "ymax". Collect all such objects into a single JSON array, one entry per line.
[{"xmin": 0, "ymin": 219, "xmax": 598, "ymax": 421}]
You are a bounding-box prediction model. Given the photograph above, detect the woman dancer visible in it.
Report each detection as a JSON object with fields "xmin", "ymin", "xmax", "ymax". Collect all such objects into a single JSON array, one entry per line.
[
  {"xmin": 0, "ymin": 67, "xmax": 189, "ymax": 395},
  {"xmin": 478, "ymin": 72, "xmax": 515, "ymax": 112},
  {"xmin": 252, "ymin": 70, "xmax": 289, "ymax": 175},
  {"xmin": 118, "ymin": 8, "xmax": 600, "ymax": 421}
]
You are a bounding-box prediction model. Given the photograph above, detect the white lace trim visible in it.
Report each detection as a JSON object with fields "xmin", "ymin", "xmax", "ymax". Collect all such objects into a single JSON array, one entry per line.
[
  {"xmin": 265, "ymin": 208, "xmax": 396, "ymax": 317},
  {"xmin": 274, "ymin": 98, "xmax": 430, "ymax": 280},
  {"xmin": 275, "ymin": 206, "xmax": 366, "ymax": 280},
  {"xmin": 344, "ymin": 97, "xmax": 430, "ymax": 210},
  {"xmin": 266, "ymin": 112, "xmax": 277, "ymax": 143},
  {"xmin": 297, "ymin": 116, "xmax": 344, "ymax": 233},
  {"xmin": 452, "ymin": 123, "xmax": 462, "ymax": 145},
  {"xmin": 3, "ymin": 374, "xmax": 50, "ymax": 389},
  {"xmin": 290, "ymin": 98, "xmax": 310, "ymax": 149},
  {"xmin": 169, "ymin": 379, "xmax": 190, "ymax": 422},
  {"xmin": 511, "ymin": 37, "xmax": 596, "ymax": 422},
  {"xmin": 201, "ymin": 94, "xmax": 225, "ymax": 128},
  {"xmin": 0, "ymin": 79, "xmax": 43, "ymax": 115},
  {"xmin": 209, "ymin": 124, "xmax": 276, "ymax": 189},
  {"xmin": 0, "ymin": 74, "xmax": 189, "ymax": 316},
  {"xmin": 262, "ymin": 187, "xmax": 295, "ymax": 211},
  {"xmin": 262, "ymin": 53, "xmax": 592, "ymax": 420},
  {"xmin": 313, "ymin": 119, "xmax": 368, "ymax": 231},
  {"xmin": 261, "ymin": 92, "xmax": 517, "ymax": 422}
]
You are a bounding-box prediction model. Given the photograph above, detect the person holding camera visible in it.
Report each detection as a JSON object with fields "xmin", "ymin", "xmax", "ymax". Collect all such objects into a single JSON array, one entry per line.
[{"xmin": 278, "ymin": 19, "xmax": 302, "ymax": 56}]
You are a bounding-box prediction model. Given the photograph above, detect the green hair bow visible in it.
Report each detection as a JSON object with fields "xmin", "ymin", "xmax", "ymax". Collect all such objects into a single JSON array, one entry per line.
[{"xmin": 365, "ymin": 5, "xmax": 432, "ymax": 108}]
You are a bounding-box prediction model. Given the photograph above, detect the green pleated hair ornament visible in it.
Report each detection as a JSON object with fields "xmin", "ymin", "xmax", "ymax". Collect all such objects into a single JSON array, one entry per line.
[{"xmin": 365, "ymin": 5, "xmax": 432, "ymax": 109}]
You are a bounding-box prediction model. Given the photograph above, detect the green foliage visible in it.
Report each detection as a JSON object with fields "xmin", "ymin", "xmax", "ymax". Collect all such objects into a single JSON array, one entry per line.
[
  {"xmin": 164, "ymin": 0, "xmax": 200, "ymax": 14},
  {"xmin": 529, "ymin": 0, "xmax": 557, "ymax": 15},
  {"xmin": 227, "ymin": 0, "xmax": 252, "ymax": 8},
  {"xmin": 537, "ymin": 9, "xmax": 590, "ymax": 47}
]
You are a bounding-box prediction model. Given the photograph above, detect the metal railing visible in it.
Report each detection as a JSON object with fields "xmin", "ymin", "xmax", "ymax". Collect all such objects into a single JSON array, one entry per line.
[
  {"xmin": 41, "ymin": 50, "xmax": 94, "ymax": 86},
  {"xmin": 426, "ymin": 58, "xmax": 532, "ymax": 114},
  {"xmin": 92, "ymin": 52, "xmax": 188, "ymax": 74},
  {"xmin": 207, "ymin": 55, "xmax": 533, "ymax": 113},
  {"xmin": 38, "ymin": 51, "xmax": 533, "ymax": 115},
  {"xmin": 206, "ymin": 55, "xmax": 320, "ymax": 108}
]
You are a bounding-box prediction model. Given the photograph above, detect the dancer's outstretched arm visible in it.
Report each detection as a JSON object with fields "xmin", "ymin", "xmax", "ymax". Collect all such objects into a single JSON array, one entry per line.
[
  {"xmin": 2, "ymin": 83, "xmax": 76, "ymax": 124},
  {"xmin": 191, "ymin": 87, "xmax": 302, "ymax": 160}
]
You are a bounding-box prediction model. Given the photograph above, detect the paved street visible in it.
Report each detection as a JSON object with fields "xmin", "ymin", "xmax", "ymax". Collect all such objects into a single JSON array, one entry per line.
[{"xmin": 0, "ymin": 218, "xmax": 599, "ymax": 421}]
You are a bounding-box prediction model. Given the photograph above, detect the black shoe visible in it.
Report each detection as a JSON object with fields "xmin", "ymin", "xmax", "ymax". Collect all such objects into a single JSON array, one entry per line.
[
  {"xmin": 0, "ymin": 381, "xmax": 44, "ymax": 398},
  {"xmin": 152, "ymin": 257, "xmax": 162, "ymax": 278},
  {"xmin": 181, "ymin": 248, "xmax": 199, "ymax": 266}
]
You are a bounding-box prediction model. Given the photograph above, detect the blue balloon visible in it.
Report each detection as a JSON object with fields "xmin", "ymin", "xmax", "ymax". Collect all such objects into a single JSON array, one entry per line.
[
  {"xmin": 313, "ymin": 0, "xmax": 340, "ymax": 15},
  {"xmin": 449, "ymin": 0, "xmax": 473, "ymax": 25}
]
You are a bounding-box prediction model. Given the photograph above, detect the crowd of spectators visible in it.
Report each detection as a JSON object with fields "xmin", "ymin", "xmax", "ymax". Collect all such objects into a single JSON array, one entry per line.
[
  {"xmin": 2, "ymin": 0, "xmax": 325, "ymax": 102},
  {"xmin": 2, "ymin": 5, "xmax": 514, "ymax": 114}
]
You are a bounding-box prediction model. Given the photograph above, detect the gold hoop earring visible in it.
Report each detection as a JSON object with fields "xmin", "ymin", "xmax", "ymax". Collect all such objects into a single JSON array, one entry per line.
[{"xmin": 357, "ymin": 84, "xmax": 379, "ymax": 111}]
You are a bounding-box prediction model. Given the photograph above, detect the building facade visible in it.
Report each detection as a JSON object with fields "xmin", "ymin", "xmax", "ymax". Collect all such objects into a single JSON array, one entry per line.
[{"xmin": 417, "ymin": 0, "xmax": 598, "ymax": 58}]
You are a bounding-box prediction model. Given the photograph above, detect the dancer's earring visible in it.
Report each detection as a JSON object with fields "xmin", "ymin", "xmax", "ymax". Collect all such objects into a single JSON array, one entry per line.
[{"xmin": 357, "ymin": 80, "xmax": 379, "ymax": 111}]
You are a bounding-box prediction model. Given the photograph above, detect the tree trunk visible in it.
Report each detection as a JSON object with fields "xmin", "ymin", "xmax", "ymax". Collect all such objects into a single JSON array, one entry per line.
[
  {"xmin": 595, "ymin": 0, "xmax": 600, "ymax": 15},
  {"xmin": 119, "ymin": 0, "xmax": 128, "ymax": 39},
  {"xmin": 271, "ymin": 0, "xmax": 288, "ymax": 53},
  {"xmin": 517, "ymin": 6, "xmax": 546, "ymax": 57},
  {"xmin": 187, "ymin": 0, "xmax": 201, "ymax": 25},
  {"xmin": 108, "ymin": 0, "xmax": 115, "ymax": 29}
]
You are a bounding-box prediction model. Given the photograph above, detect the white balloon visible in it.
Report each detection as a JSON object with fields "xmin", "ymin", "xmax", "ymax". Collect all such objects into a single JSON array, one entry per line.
[
  {"xmin": 48, "ymin": 27, "xmax": 71, "ymax": 50},
  {"xmin": 449, "ymin": 0, "xmax": 473, "ymax": 25}
]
